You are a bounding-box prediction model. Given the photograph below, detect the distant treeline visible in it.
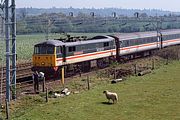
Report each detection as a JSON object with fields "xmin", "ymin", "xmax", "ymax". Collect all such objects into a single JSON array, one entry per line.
[
  {"xmin": 16, "ymin": 8, "xmax": 180, "ymax": 34},
  {"xmin": 17, "ymin": 7, "xmax": 180, "ymax": 17}
]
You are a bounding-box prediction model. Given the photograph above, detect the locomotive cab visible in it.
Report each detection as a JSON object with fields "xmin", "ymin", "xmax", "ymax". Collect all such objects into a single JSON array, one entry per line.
[
  {"xmin": 33, "ymin": 44, "xmax": 56, "ymax": 67},
  {"xmin": 32, "ymin": 40, "xmax": 64, "ymax": 73}
]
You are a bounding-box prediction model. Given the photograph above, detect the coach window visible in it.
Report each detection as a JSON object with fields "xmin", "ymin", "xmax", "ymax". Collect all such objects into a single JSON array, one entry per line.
[
  {"xmin": 167, "ymin": 35, "xmax": 170, "ymax": 40},
  {"xmin": 174, "ymin": 34, "xmax": 176, "ymax": 39},
  {"xmin": 148, "ymin": 37, "xmax": 151, "ymax": 43},
  {"xmin": 69, "ymin": 46, "xmax": 76, "ymax": 52},
  {"xmin": 135, "ymin": 39, "xmax": 138, "ymax": 45},
  {"xmin": 165, "ymin": 35, "xmax": 168, "ymax": 40},
  {"xmin": 174, "ymin": 34, "xmax": 177, "ymax": 39},
  {"xmin": 169, "ymin": 35, "xmax": 172, "ymax": 40},
  {"xmin": 134, "ymin": 39, "xmax": 138, "ymax": 45},
  {"xmin": 141, "ymin": 38, "xmax": 145, "ymax": 44},
  {"xmin": 178, "ymin": 34, "xmax": 180, "ymax": 38},
  {"xmin": 176, "ymin": 34, "xmax": 178, "ymax": 38},
  {"xmin": 129, "ymin": 39, "xmax": 133, "ymax": 46},
  {"xmin": 121, "ymin": 41, "xmax": 125, "ymax": 47},
  {"xmin": 79, "ymin": 45, "xmax": 88, "ymax": 51},
  {"xmin": 104, "ymin": 42, "xmax": 109, "ymax": 47},
  {"xmin": 172, "ymin": 35, "xmax": 174, "ymax": 39},
  {"xmin": 154, "ymin": 37, "xmax": 157, "ymax": 42},
  {"xmin": 138, "ymin": 38, "xmax": 142, "ymax": 44},
  {"xmin": 121, "ymin": 41, "xmax": 124, "ymax": 47},
  {"xmin": 96, "ymin": 43, "xmax": 100, "ymax": 48},
  {"xmin": 56, "ymin": 46, "xmax": 62, "ymax": 58},
  {"xmin": 132, "ymin": 39, "xmax": 135, "ymax": 46},
  {"xmin": 147, "ymin": 37, "xmax": 151, "ymax": 43},
  {"xmin": 81, "ymin": 45, "xmax": 85, "ymax": 51},
  {"xmin": 126, "ymin": 40, "xmax": 130, "ymax": 47},
  {"xmin": 169, "ymin": 35, "xmax": 172, "ymax": 39},
  {"xmin": 146, "ymin": 37, "xmax": 149, "ymax": 43},
  {"xmin": 144, "ymin": 38, "xmax": 148, "ymax": 44}
]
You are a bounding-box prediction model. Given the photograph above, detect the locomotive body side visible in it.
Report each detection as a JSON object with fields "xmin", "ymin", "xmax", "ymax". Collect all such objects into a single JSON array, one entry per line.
[{"xmin": 61, "ymin": 36, "xmax": 116, "ymax": 65}]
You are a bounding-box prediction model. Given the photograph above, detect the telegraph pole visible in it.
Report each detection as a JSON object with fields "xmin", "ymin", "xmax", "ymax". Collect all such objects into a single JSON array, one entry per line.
[
  {"xmin": 11, "ymin": 0, "xmax": 16, "ymax": 100},
  {"xmin": 5, "ymin": 0, "xmax": 10, "ymax": 102}
]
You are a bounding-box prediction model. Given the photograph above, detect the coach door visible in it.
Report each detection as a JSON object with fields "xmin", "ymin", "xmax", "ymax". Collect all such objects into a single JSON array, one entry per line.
[{"xmin": 157, "ymin": 33, "xmax": 162, "ymax": 49}]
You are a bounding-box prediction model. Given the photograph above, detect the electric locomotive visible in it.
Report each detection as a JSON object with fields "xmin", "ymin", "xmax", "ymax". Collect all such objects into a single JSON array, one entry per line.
[{"xmin": 32, "ymin": 35, "xmax": 116, "ymax": 77}]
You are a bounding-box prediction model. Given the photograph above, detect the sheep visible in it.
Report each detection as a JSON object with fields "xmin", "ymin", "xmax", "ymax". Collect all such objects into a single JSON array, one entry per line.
[{"xmin": 103, "ymin": 90, "xmax": 118, "ymax": 104}]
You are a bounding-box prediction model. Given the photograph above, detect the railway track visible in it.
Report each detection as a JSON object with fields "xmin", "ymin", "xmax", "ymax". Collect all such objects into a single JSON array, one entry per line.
[{"xmin": 0, "ymin": 62, "xmax": 33, "ymax": 93}]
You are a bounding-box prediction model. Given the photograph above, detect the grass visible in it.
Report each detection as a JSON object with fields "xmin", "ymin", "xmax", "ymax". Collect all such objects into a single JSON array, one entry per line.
[
  {"xmin": 0, "ymin": 34, "xmax": 45, "ymax": 64},
  {"xmin": 3, "ymin": 60, "xmax": 180, "ymax": 120},
  {"xmin": 16, "ymin": 34, "xmax": 45, "ymax": 62}
]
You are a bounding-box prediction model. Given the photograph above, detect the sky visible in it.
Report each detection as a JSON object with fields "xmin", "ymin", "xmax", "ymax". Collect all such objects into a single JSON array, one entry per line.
[{"xmin": 16, "ymin": 0, "xmax": 180, "ymax": 12}]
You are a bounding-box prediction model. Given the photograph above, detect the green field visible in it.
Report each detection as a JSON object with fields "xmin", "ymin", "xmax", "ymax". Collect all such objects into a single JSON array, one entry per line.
[
  {"xmin": 2, "ymin": 61, "xmax": 179, "ymax": 120},
  {"xmin": 0, "ymin": 34, "xmax": 45, "ymax": 64}
]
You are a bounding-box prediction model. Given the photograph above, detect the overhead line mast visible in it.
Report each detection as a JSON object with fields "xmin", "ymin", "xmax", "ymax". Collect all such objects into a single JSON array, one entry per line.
[
  {"xmin": 5, "ymin": 0, "xmax": 10, "ymax": 102},
  {"xmin": 11, "ymin": 0, "xmax": 16, "ymax": 100},
  {"xmin": 3, "ymin": 0, "xmax": 16, "ymax": 102}
]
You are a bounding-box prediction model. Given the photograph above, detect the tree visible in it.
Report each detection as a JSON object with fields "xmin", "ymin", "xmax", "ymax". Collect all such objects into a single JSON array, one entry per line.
[
  {"xmin": 140, "ymin": 13, "xmax": 148, "ymax": 18},
  {"xmin": 19, "ymin": 8, "xmax": 27, "ymax": 19}
]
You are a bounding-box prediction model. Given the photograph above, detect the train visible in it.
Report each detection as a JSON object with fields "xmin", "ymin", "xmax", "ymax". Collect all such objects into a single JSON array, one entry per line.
[{"xmin": 32, "ymin": 29, "xmax": 180, "ymax": 78}]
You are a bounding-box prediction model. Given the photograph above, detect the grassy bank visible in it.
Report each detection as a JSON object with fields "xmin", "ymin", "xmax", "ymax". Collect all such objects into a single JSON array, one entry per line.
[{"xmin": 4, "ymin": 61, "xmax": 179, "ymax": 120}]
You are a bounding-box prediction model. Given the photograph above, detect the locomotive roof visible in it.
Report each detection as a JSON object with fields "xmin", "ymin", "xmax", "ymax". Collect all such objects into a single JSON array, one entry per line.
[
  {"xmin": 35, "ymin": 36, "xmax": 114, "ymax": 47},
  {"xmin": 35, "ymin": 40, "xmax": 65, "ymax": 46},
  {"xmin": 64, "ymin": 35, "xmax": 114, "ymax": 46}
]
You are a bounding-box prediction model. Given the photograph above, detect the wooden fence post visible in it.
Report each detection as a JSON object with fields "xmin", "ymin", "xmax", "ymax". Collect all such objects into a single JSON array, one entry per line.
[
  {"xmin": 46, "ymin": 88, "xmax": 48, "ymax": 102},
  {"xmin": 134, "ymin": 64, "xmax": 137, "ymax": 75},
  {"xmin": 42, "ymin": 77, "xmax": 45, "ymax": 92},
  {"xmin": 114, "ymin": 68, "xmax": 116, "ymax": 79},
  {"xmin": 166, "ymin": 56, "xmax": 169, "ymax": 65},
  {"xmin": 87, "ymin": 76, "xmax": 90, "ymax": 90},
  {"xmin": 6, "ymin": 99, "xmax": 10, "ymax": 120},
  {"xmin": 152, "ymin": 59, "xmax": 155, "ymax": 70}
]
